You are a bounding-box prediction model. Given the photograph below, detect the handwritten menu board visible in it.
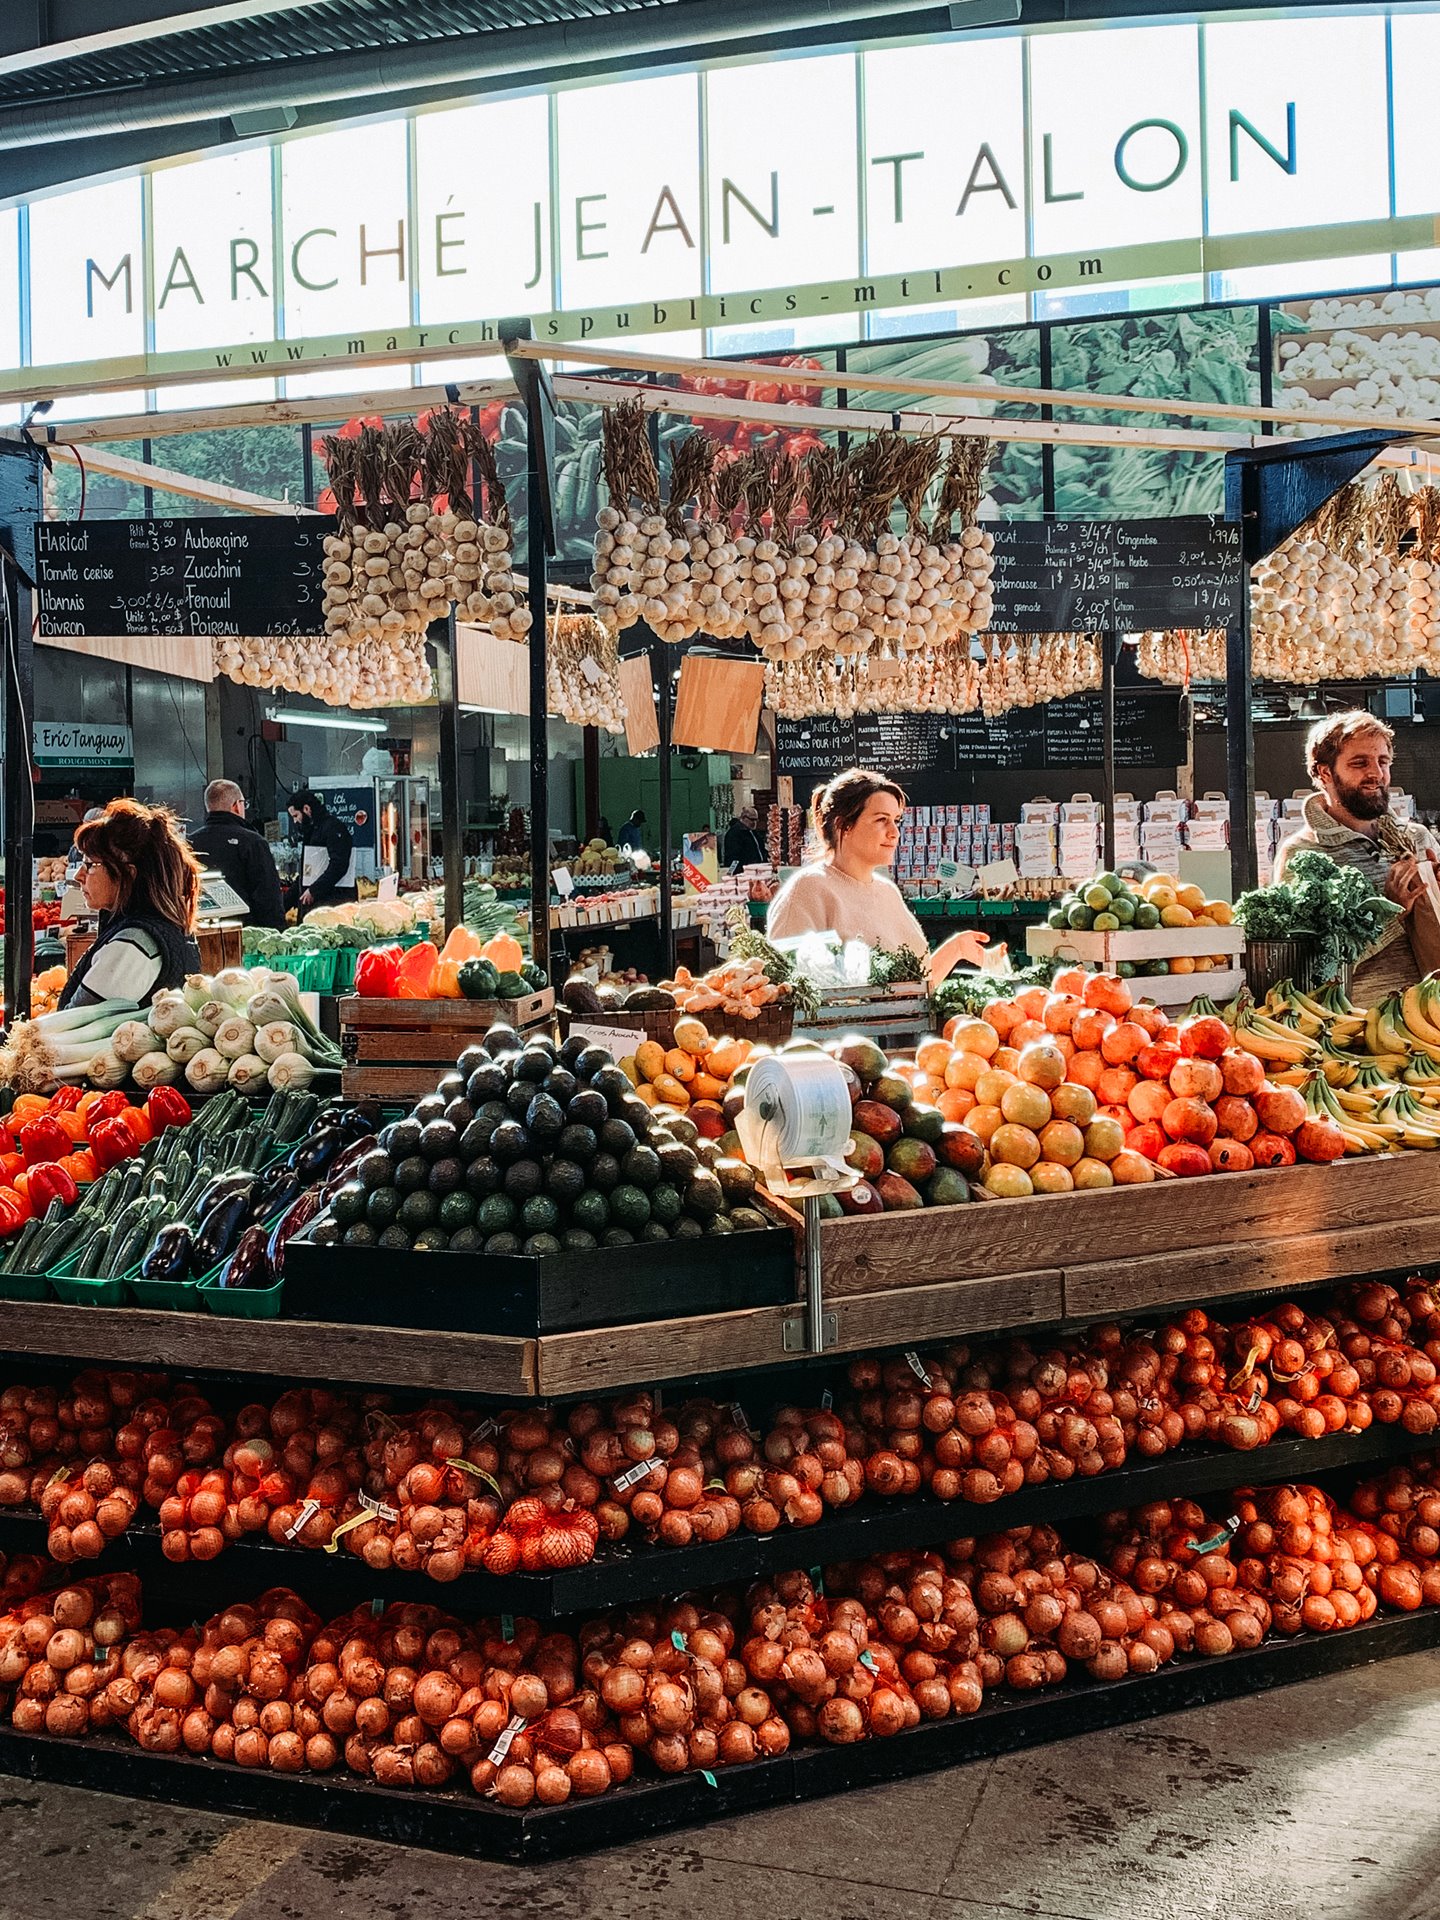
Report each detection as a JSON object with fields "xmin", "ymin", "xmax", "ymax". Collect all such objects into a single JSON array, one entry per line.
[
  {"xmin": 987, "ymin": 518, "xmax": 1242, "ymax": 633},
  {"xmin": 36, "ymin": 517, "xmax": 328, "ymax": 638}
]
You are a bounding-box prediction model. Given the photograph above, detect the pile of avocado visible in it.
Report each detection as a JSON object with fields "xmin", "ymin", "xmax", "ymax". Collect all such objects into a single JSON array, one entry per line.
[{"xmin": 317, "ymin": 1024, "xmax": 770, "ymax": 1256}]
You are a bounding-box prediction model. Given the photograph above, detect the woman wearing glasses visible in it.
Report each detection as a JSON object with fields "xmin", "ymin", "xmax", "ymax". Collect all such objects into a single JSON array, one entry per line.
[{"xmin": 57, "ymin": 799, "xmax": 202, "ymax": 1011}]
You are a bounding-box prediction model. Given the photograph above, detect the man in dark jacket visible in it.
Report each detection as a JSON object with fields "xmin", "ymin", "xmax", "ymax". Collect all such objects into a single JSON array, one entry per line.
[
  {"xmin": 287, "ymin": 788, "xmax": 355, "ymax": 911},
  {"xmin": 722, "ymin": 805, "xmax": 766, "ymax": 871},
  {"xmin": 189, "ymin": 780, "xmax": 285, "ymax": 928}
]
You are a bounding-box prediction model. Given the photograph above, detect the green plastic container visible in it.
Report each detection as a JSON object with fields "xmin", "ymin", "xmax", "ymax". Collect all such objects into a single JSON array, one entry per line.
[
  {"xmin": 49, "ymin": 1271, "xmax": 127, "ymax": 1307},
  {"xmin": 197, "ymin": 1259, "xmax": 285, "ymax": 1319},
  {"xmin": 0, "ymin": 1270, "xmax": 50, "ymax": 1301},
  {"xmin": 126, "ymin": 1269, "xmax": 203, "ymax": 1312},
  {"xmin": 331, "ymin": 948, "xmax": 361, "ymax": 994}
]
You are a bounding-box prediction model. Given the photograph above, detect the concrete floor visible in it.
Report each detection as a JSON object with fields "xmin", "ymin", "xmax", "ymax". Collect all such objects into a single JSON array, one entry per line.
[{"xmin": 0, "ymin": 1651, "xmax": 1434, "ymax": 1920}]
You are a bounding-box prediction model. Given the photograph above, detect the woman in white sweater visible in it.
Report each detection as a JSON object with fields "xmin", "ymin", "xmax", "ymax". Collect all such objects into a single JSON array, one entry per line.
[{"xmin": 767, "ymin": 768, "xmax": 985, "ymax": 989}]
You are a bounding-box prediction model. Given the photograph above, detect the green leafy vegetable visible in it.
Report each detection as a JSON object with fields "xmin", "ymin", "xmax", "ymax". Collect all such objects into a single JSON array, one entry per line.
[{"xmin": 1234, "ymin": 850, "xmax": 1402, "ymax": 979}]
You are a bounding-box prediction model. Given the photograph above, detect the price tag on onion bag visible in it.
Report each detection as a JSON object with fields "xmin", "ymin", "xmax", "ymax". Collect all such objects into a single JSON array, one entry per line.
[
  {"xmin": 729, "ymin": 1402, "xmax": 750, "ymax": 1431},
  {"xmin": 905, "ymin": 1350, "xmax": 933, "ymax": 1390},
  {"xmin": 810, "ymin": 1566, "xmax": 824, "ymax": 1595},
  {"xmin": 613, "ymin": 1457, "xmax": 661, "ymax": 1492},
  {"xmin": 284, "ymin": 1497, "xmax": 320, "ymax": 1541},
  {"xmin": 444, "ymin": 1457, "xmax": 503, "ymax": 1498},
  {"xmin": 488, "ymin": 1713, "xmax": 525, "ymax": 1765},
  {"xmin": 359, "ymin": 1490, "xmax": 400, "ymax": 1522},
  {"xmin": 323, "ymin": 1511, "xmax": 374, "ymax": 1554},
  {"xmin": 501, "ymin": 1613, "xmax": 516, "ymax": 1643},
  {"xmin": 469, "ymin": 1418, "xmax": 499, "ymax": 1444},
  {"xmin": 1187, "ymin": 1523, "xmax": 1236, "ymax": 1555},
  {"xmin": 859, "ymin": 1650, "xmax": 878, "ymax": 1673},
  {"xmin": 820, "ymin": 1389, "xmax": 834, "ymax": 1411},
  {"xmin": 700, "ymin": 1770, "xmax": 718, "ymax": 1789},
  {"xmin": 671, "ymin": 1630, "xmax": 687, "ymax": 1652},
  {"xmin": 370, "ymin": 1597, "xmax": 384, "ymax": 1618}
]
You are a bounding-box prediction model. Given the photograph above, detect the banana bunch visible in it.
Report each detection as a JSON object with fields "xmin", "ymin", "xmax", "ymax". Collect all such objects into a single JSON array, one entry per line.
[
  {"xmin": 1264, "ymin": 978, "xmax": 1368, "ymax": 1049},
  {"xmin": 1399, "ymin": 979, "xmax": 1440, "ymax": 1064},
  {"xmin": 1303, "ymin": 1068, "xmax": 1402, "ymax": 1155},
  {"xmin": 1229, "ymin": 993, "xmax": 1323, "ymax": 1070},
  {"xmin": 1375, "ymin": 1087, "xmax": 1440, "ymax": 1149},
  {"xmin": 1403, "ymin": 1051, "xmax": 1440, "ymax": 1106}
]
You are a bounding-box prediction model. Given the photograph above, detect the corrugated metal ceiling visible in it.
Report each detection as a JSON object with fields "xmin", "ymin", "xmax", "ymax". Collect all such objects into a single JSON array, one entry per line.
[{"xmin": 0, "ymin": 0, "xmax": 685, "ymax": 104}]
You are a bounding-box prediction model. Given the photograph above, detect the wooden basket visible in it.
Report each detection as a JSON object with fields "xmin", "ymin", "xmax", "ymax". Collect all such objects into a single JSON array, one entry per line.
[
  {"xmin": 338, "ymin": 990, "xmax": 555, "ymax": 1098},
  {"xmin": 558, "ymin": 999, "xmax": 794, "ymax": 1050}
]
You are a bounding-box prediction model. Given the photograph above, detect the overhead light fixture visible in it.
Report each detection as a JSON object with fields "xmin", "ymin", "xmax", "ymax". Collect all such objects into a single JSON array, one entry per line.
[{"xmin": 266, "ymin": 706, "xmax": 386, "ymax": 734}]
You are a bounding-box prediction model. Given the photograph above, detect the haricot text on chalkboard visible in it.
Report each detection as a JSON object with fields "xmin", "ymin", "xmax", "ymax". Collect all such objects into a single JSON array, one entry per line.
[{"xmin": 36, "ymin": 516, "xmax": 329, "ymax": 639}]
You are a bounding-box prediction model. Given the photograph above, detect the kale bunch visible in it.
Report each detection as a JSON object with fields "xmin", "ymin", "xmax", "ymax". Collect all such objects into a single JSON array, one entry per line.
[{"xmin": 1234, "ymin": 850, "xmax": 1401, "ymax": 977}]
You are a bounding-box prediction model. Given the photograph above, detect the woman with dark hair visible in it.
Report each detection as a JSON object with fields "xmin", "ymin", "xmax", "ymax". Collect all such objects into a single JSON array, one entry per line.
[
  {"xmin": 766, "ymin": 767, "xmax": 985, "ymax": 989},
  {"xmin": 58, "ymin": 799, "xmax": 202, "ymax": 1010}
]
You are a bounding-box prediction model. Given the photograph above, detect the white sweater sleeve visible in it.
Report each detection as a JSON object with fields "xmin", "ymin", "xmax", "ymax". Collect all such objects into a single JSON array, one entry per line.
[{"xmin": 71, "ymin": 930, "xmax": 164, "ymax": 1008}]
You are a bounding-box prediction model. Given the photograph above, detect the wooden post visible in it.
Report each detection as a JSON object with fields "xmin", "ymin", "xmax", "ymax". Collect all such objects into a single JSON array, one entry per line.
[
  {"xmin": 652, "ymin": 635, "xmax": 675, "ymax": 980},
  {"xmin": 582, "ymin": 726, "xmax": 601, "ymax": 843}
]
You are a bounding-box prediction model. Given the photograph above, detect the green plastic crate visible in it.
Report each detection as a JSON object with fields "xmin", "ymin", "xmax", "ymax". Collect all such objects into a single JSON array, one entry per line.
[
  {"xmin": 332, "ymin": 948, "xmax": 361, "ymax": 994},
  {"xmin": 48, "ymin": 1253, "xmax": 126, "ymax": 1307},
  {"xmin": 126, "ymin": 1269, "xmax": 203, "ymax": 1312},
  {"xmin": 0, "ymin": 1269, "xmax": 49, "ymax": 1301}
]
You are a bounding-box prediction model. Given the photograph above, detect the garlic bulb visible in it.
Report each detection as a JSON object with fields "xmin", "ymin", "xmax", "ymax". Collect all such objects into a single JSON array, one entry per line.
[{"xmin": 546, "ymin": 613, "xmax": 628, "ymax": 734}]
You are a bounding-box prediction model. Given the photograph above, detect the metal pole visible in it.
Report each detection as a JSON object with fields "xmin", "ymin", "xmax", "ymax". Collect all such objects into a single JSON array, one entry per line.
[
  {"xmin": 1101, "ymin": 632, "xmax": 1117, "ymax": 874},
  {"xmin": 582, "ymin": 726, "xmax": 601, "ymax": 843},
  {"xmin": 803, "ymin": 1191, "xmax": 825, "ymax": 1356},
  {"xmin": 0, "ymin": 446, "xmax": 41, "ymax": 1027},
  {"xmin": 652, "ymin": 635, "xmax": 674, "ymax": 979},
  {"xmin": 1226, "ymin": 616, "xmax": 1257, "ymax": 898},
  {"xmin": 433, "ymin": 607, "xmax": 464, "ymax": 938},
  {"xmin": 504, "ymin": 323, "xmax": 557, "ymax": 984}
]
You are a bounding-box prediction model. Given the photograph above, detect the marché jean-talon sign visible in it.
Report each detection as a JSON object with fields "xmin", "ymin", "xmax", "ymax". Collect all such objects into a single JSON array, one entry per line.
[{"xmin": 2, "ymin": 10, "xmax": 1431, "ymax": 400}]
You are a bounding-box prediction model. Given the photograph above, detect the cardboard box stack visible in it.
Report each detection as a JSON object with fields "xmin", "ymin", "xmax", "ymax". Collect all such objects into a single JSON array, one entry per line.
[
  {"xmin": 1140, "ymin": 791, "xmax": 1188, "ymax": 874},
  {"xmin": 1059, "ymin": 795, "xmax": 1103, "ymax": 880}
]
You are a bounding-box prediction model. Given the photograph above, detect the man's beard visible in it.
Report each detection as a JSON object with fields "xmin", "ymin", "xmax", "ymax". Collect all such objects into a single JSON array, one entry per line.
[{"xmin": 1334, "ymin": 774, "xmax": 1390, "ymax": 820}]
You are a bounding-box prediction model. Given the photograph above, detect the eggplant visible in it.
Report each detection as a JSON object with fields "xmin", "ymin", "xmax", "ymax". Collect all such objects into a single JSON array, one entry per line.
[
  {"xmin": 251, "ymin": 1164, "xmax": 303, "ymax": 1218},
  {"xmin": 220, "ymin": 1224, "xmax": 273, "ymax": 1290},
  {"xmin": 140, "ymin": 1223, "xmax": 194, "ymax": 1283},
  {"xmin": 285, "ymin": 1126, "xmax": 347, "ymax": 1181},
  {"xmin": 266, "ymin": 1189, "xmax": 321, "ymax": 1279},
  {"xmin": 191, "ymin": 1192, "xmax": 252, "ymax": 1276},
  {"xmin": 324, "ymin": 1136, "xmax": 378, "ymax": 1191},
  {"xmin": 326, "ymin": 1103, "xmax": 383, "ymax": 1144},
  {"xmin": 194, "ymin": 1170, "xmax": 261, "ymax": 1218}
]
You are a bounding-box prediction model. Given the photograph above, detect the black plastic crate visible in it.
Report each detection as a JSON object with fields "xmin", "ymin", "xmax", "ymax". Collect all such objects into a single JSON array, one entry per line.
[{"xmin": 281, "ymin": 1222, "xmax": 796, "ymax": 1335}]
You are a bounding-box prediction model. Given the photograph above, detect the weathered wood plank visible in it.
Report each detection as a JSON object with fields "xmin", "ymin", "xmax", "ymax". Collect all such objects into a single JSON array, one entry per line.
[
  {"xmin": 0, "ymin": 1302, "xmax": 535, "ymax": 1397},
  {"xmin": 1063, "ymin": 1214, "xmax": 1440, "ymax": 1320},
  {"xmin": 820, "ymin": 1152, "xmax": 1440, "ymax": 1292},
  {"xmin": 339, "ymin": 991, "xmax": 553, "ymax": 1028},
  {"xmin": 534, "ymin": 1269, "xmax": 1064, "ymax": 1397}
]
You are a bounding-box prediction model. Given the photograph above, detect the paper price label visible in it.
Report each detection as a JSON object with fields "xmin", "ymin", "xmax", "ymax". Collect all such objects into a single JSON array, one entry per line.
[
  {"xmin": 553, "ymin": 866, "xmax": 575, "ymax": 899},
  {"xmin": 820, "ymin": 1389, "xmax": 833, "ymax": 1411},
  {"xmin": 905, "ymin": 1350, "xmax": 933, "ymax": 1390},
  {"xmin": 501, "ymin": 1613, "xmax": 516, "ymax": 1643},
  {"xmin": 579, "ymin": 653, "xmax": 605, "ymax": 685},
  {"xmin": 359, "ymin": 1490, "xmax": 400, "ymax": 1522},
  {"xmin": 729, "ymin": 1402, "xmax": 750, "ymax": 1431},
  {"xmin": 488, "ymin": 1713, "xmax": 525, "ymax": 1765},
  {"xmin": 284, "ymin": 1497, "xmax": 320, "ymax": 1542},
  {"xmin": 613, "ymin": 1458, "xmax": 661, "ymax": 1492}
]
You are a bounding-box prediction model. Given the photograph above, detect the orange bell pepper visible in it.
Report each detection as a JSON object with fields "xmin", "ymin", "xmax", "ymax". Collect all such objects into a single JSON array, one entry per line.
[
  {"xmin": 0, "ymin": 1152, "xmax": 23, "ymax": 1187},
  {"xmin": 8, "ymin": 1094, "xmax": 51, "ymax": 1126},
  {"xmin": 118, "ymin": 1107, "xmax": 153, "ymax": 1146},
  {"xmin": 58, "ymin": 1150, "xmax": 97, "ymax": 1186},
  {"xmin": 52, "ymin": 1112, "xmax": 88, "ymax": 1145}
]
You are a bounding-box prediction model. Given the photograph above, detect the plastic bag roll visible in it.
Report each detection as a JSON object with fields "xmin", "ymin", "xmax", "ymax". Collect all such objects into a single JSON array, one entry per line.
[{"xmin": 741, "ymin": 1052, "xmax": 853, "ymax": 1167}]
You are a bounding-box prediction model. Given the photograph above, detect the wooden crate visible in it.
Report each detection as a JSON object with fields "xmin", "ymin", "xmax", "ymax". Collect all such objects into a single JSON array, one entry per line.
[
  {"xmin": 797, "ymin": 983, "xmax": 934, "ymax": 1048},
  {"xmin": 558, "ymin": 1000, "xmax": 794, "ymax": 1050},
  {"xmin": 338, "ymin": 990, "xmax": 554, "ymax": 1095},
  {"xmin": 815, "ymin": 1150, "xmax": 1439, "ymax": 1300},
  {"xmin": 66, "ymin": 924, "xmax": 243, "ymax": 975},
  {"xmin": 1028, "ymin": 926, "xmax": 1244, "ymax": 964}
]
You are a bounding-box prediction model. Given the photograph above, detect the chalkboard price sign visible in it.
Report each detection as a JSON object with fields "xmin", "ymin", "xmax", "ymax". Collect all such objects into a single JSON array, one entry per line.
[
  {"xmin": 988, "ymin": 518, "xmax": 1241, "ymax": 634},
  {"xmin": 36, "ymin": 517, "xmax": 329, "ymax": 639}
]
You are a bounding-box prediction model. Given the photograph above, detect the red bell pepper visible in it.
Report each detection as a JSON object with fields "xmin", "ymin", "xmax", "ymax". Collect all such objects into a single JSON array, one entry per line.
[
  {"xmin": 0, "ymin": 1188, "xmax": 28, "ymax": 1236},
  {"xmin": 89, "ymin": 1115, "xmax": 139, "ymax": 1172},
  {"xmin": 86, "ymin": 1090, "xmax": 131, "ymax": 1123},
  {"xmin": 355, "ymin": 944, "xmax": 402, "ymax": 997},
  {"xmin": 23, "ymin": 1163, "xmax": 77, "ymax": 1212},
  {"xmin": 47, "ymin": 1087, "xmax": 85, "ymax": 1114},
  {"xmin": 145, "ymin": 1086, "xmax": 192, "ymax": 1134},
  {"xmin": 18, "ymin": 1116, "xmax": 69, "ymax": 1166}
]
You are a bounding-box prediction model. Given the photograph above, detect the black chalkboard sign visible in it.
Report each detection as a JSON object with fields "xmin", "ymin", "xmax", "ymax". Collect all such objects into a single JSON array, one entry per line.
[
  {"xmin": 776, "ymin": 693, "xmax": 1182, "ymax": 785},
  {"xmin": 988, "ymin": 518, "xmax": 1241, "ymax": 633},
  {"xmin": 36, "ymin": 517, "xmax": 329, "ymax": 638}
]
